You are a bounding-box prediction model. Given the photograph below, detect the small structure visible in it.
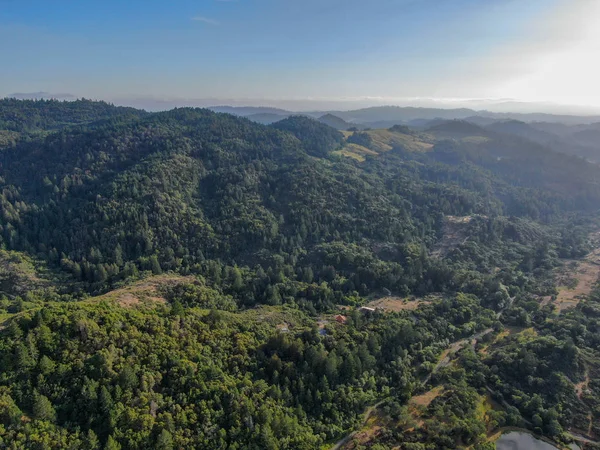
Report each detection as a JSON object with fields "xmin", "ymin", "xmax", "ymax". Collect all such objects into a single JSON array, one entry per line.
[
  {"xmin": 359, "ymin": 306, "xmax": 376, "ymax": 314},
  {"xmin": 276, "ymin": 323, "xmax": 290, "ymax": 333},
  {"xmin": 335, "ymin": 315, "xmax": 347, "ymax": 324}
]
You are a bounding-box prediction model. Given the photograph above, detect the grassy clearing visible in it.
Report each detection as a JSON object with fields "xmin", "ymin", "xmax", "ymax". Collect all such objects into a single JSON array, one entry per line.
[
  {"xmin": 552, "ymin": 231, "xmax": 600, "ymax": 313},
  {"xmin": 332, "ymin": 149, "xmax": 365, "ymax": 162},
  {"xmin": 335, "ymin": 128, "xmax": 434, "ymax": 162},
  {"xmin": 345, "ymin": 143, "xmax": 378, "ymax": 155},
  {"xmin": 410, "ymin": 386, "xmax": 445, "ymax": 408},
  {"xmin": 86, "ymin": 274, "xmax": 194, "ymax": 308},
  {"xmin": 366, "ymin": 296, "xmax": 430, "ymax": 312},
  {"xmin": 242, "ymin": 304, "xmax": 314, "ymax": 329},
  {"xmin": 554, "ymin": 258, "xmax": 600, "ymax": 312},
  {"xmin": 367, "ymin": 129, "xmax": 433, "ymax": 153}
]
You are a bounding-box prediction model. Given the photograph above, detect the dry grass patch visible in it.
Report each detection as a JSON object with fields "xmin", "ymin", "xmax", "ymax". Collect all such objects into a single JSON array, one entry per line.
[
  {"xmin": 91, "ymin": 274, "xmax": 195, "ymax": 308},
  {"xmin": 553, "ymin": 234, "xmax": 600, "ymax": 312},
  {"xmin": 332, "ymin": 149, "xmax": 365, "ymax": 162},
  {"xmin": 410, "ymin": 386, "xmax": 445, "ymax": 409},
  {"xmin": 345, "ymin": 143, "xmax": 378, "ymax": 155},
  {"xmin": 366, "ymin": 297, "xmax": 430, "ymax": 312},
  {"xmin": 336, "ymin": 128, "xmax": 433, "ymax": 163},
  {"xmin": 367, "ymin": 129, "xmax": 434, "ymax": 153},
  {"xmin": 554, "ymin": 259, "xmax": 600, "ymax": 312}
]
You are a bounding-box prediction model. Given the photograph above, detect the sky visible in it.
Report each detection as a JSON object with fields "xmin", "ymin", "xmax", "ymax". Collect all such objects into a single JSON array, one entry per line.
[{"xmin": 1, "ymin": 0, "xmax": 599, "ymax": 112}]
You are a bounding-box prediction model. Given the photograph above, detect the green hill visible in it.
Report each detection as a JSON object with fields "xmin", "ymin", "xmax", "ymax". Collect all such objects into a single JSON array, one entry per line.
[
  {"xmin": 0, "ymin": 98, "xmax": 146, "ymax": 133},
  {"xmin": 318, "ymin": 113, "xmax": 356, "ymax": 130}
]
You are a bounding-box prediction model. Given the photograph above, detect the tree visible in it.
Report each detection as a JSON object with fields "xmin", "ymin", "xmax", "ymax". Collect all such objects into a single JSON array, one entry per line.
[
  {"xmin": 231, "ymin": 266, "xmax": 243, "ymax": 291},
  {"xmin": 156, "ymin": 429, "xmax": 174, "ymax": 450},
  {"xmin": 119, "ymin": 366, "xmax": 138, "ymax": 390},
  {"xmin": 84, "ymin": 429, "xmax": 101, "ymax": 450},
  {"xmin": 114, "ymin": 244, "xmax": 124, "ymax": 266},
  {"xmin": 104, "ymin": 436, "xmax": 121, "ymax": 450},
  {"xmin": 150, "ymin": 255, "xmax": 162, "ymax": 275},
  {"xmin": 32, "ymin": 393, "xmax": 56, "ymax": 422},
  {"xmin": 171, "ymin": 300, "xmax": 185, "ymax": 317}
]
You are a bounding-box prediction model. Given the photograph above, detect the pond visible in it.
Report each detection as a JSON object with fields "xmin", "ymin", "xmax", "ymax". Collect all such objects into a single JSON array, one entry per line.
[{"xmin": 496, "ymin": 431, "xmax": 559, "ymax": 450}]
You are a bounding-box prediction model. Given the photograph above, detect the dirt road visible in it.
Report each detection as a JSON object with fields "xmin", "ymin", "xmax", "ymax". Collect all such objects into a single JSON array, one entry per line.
[{"xmin": 330, "ymin": 399, "xmax": 388, "ymax": 450}]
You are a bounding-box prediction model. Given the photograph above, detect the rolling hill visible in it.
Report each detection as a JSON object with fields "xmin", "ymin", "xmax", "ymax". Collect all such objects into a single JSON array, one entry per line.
[
  {"xmin": 317, "ymin": 113, "xmax": 356, "ymax": 130},
  {"xmin": 1, "ymin": 100, "xmax": 600, "ymax": 449}
]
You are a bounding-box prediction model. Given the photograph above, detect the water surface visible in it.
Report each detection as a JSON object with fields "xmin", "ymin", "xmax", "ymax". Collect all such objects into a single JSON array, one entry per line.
[{"xmin": 496, "ymin": 431, "xmax": 558, "ymax": 450}]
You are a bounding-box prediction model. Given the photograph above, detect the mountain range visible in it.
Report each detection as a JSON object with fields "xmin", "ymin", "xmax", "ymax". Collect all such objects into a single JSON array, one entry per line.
[{"xmin": 205, "ymin": 104, "xmax": 600, "ymax": 128}]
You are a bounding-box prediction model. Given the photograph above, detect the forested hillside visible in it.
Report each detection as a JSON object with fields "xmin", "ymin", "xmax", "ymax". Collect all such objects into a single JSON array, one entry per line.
[
  {"xmin": 0, "ymin": 100, "xmax": 599, "ymax": 449},
  {"xmin": 0, "ymin": 99, "xmax": 147, "ymax": 149},
  {"xmin": 0, "ymin": 98, "xmax": 145, "ymax": 133}
]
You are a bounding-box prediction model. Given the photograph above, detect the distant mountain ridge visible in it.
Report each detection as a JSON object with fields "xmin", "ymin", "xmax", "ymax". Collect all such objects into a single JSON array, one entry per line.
[
  {"xmin": 207, "ymin": 104, "xmax": 600, "ymax": 127},
  {"xmin": 208, "ymin": 105, "xmax": 292, "ymax": 117}
]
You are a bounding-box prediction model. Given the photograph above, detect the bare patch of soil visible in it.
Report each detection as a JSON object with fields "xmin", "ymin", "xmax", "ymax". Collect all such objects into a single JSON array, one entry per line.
[{"xmin": 116, "ymin": 293, "xmax": 141, "ymax": 308}]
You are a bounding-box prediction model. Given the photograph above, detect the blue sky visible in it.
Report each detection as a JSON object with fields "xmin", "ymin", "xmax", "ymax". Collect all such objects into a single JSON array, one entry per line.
[{"xmin": 1, "ymin": 0, "xmax": 598, "ymax": 110}]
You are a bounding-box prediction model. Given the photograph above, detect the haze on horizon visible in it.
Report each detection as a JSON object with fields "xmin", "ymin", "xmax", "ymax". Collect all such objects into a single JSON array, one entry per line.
[{"xmin": 1, "ymin": 0, "xmax": 599, "ymax": 113}]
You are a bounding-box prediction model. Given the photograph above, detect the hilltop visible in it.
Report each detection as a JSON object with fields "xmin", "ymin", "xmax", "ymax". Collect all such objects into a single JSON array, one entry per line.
[
  {"xmin": 318, "ymin": 113, "xmax": 358, "ymax": 130},
  {"xmin": 0, "ymin": 97, "xmax": 146, "ymax": 134}
]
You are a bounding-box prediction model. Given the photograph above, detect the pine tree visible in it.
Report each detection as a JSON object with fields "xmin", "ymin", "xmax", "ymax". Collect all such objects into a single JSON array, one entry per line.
[
  {"xmin": 85, "ymin": 429, "xmax": 100, "ymax": 450},
  {"xmin": 231, "ymin": 266, "xmax": 243, "ymax": 291},
  {"xmin": 150, "ymin": 255, "xmax": 162, "ymax": 275},
  {"xmin": 32, "ymin": 392, "xmax": 56, "ymax": 422},
  {"xmin": 104, "ymin": 436, "xmax": 121, "ymax": 450},
  {"xmin": 156, "ymin": 429, "xmax": 174, "ymax": 450},
  {"xmin": 114, "ymin": 244, "xmax": 123, "ymax": 266}
]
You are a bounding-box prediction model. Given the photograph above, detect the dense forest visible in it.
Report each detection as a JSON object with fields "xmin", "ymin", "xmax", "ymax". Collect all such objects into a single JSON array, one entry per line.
[{"xmin": 0, "ymin": 99, "xmax": 599, "ymax": 449}]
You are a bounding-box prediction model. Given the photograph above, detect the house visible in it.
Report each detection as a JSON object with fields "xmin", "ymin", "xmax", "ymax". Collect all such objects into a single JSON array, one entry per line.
[
  {"xmin": 335, "ymin": 315, "xmax": 347, "ymax": 324},
  {"xmin": 359, "ymin": 306, "xmax": 376, "ymax": 314}
]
